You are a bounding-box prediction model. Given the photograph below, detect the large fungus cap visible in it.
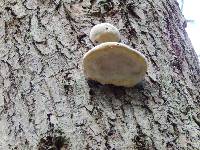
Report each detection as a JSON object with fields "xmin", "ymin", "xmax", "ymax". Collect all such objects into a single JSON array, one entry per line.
[
  {"xmin": 90, "ymin": 23, "xmax": 120, "ymax": 44},
  {"xmin": 83, "ymin": 42, "xmax": 147, "ymax": 87}
]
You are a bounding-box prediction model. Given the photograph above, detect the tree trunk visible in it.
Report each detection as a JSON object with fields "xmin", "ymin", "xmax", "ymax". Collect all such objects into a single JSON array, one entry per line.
[{"xmin": 0, "ymin": 0, "xmax": 199, "ymax": 149}]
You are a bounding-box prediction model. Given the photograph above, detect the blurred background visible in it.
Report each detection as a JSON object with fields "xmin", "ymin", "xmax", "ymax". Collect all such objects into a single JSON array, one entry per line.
[{"xmin": 177, "ymin": 0, "xmax": 200, "ymax": 59}]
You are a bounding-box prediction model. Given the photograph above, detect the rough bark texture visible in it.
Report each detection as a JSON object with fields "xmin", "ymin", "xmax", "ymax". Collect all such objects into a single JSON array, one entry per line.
[{"xmin": 0, "ymin": 0, "xmax": 199, "ymax": 149}]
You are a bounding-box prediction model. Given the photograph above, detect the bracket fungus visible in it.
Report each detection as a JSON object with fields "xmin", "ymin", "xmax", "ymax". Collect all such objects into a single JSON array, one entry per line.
[
  {"xmin": 90, "ymin": 23, "xmax": 120, "ymax": 44},
  {"xmin": 83, "ymin": 23, "xmax": 147, "ymax": 87}
]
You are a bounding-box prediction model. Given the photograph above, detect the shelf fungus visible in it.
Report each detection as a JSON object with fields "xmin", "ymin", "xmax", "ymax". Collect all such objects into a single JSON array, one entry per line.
[
  {"xmin": 90, "ymin": 23, "xmax": 120, "ymax": 44},
  {"xmin": 83, "ymin": 23, "xmax": 147, "ymax": 87}
]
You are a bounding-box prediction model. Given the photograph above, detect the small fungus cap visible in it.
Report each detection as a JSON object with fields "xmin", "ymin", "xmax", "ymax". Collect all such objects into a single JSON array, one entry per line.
[
  {"xmin": 90, "ymin": 23, "xmax": 120, "ymax": 44},
  {"xmin": 83, "ymin": 42, "xmax": 147, "ymax": 87}
]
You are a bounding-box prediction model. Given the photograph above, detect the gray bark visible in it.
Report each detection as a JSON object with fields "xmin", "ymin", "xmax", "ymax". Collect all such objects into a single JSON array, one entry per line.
[{"xmin": 0, "ymin": 0, "xmax": 199, "ymax": 149}]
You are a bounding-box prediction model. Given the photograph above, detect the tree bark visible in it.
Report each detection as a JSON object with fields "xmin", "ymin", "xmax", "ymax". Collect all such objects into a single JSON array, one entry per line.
[{"xmin": 0, "ymin": 0, "xmax": 199, "ymax": 149}]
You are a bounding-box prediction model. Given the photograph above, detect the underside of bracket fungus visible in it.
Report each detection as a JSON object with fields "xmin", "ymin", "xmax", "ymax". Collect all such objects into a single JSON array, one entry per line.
[{"xmin": 83, "ymin": 23, "xmax": 147, "ymax": 87}]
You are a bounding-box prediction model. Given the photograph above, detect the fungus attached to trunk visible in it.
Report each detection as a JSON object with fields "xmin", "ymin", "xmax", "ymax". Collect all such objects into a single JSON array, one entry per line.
[
  {"xmin": 83, "ymin": 23, "xmax": 147, "ymax": 87},
  {"xmin": 83, "ymin": 42, "xmax": 147, "ymax": 87},
  {"xmin": 90, "ymin": 23, "xmax": 120, "ymax": 44}
]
